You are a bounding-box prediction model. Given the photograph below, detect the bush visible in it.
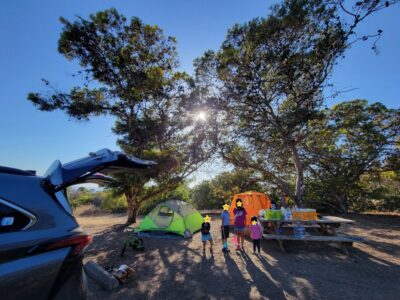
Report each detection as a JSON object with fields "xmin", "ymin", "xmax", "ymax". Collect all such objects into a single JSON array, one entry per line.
[
  {"xmin": 70, "ymin": 194, "xmax": 93, "ymax": 209},
  {"xmin": 68, "ymin": 187, "xmax": 95, "ymax": 209},
  {"xmin": 68, "ymin": 187, "xmax": 128, "ymax": 213},
  {"xmin": 100, "ymin": 193, "xmax": 128, "ymax": 213},
  {"xmin": 190, "ymin": 170, "xmax": 265, "ymax": 209}
]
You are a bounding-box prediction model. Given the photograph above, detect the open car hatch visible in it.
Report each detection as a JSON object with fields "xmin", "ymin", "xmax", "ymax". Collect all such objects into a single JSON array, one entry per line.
[{"xmin": 44, "ymin": 149, "xmax": 156, "ymax": 191}]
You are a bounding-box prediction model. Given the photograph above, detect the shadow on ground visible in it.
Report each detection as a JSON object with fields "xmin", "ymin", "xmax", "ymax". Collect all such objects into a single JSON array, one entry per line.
[{"xmin": 82, "ymin": 214, "xmax": 400, "ymax": 300}]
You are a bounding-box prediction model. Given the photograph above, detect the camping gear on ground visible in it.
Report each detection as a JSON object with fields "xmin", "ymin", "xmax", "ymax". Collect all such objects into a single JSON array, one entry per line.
[
  {"xmin": 106, "ymin": 264, "xmax": 134, "ymax": 284},
  {"xmin": 120, "ymin": 228, "xmax": 144, "ymax": 257},
  {"xmin": 137, "ymin": 200, "xmax": 203, "ymax": 237},
  {"xmin": 265, "ymin": 209, "xmax": 283, "ymax": 220},
  {"xmin": 85, "ymin": 261, "xmax": 120, "ymax": 290},
  {"xmin": 292, "ymin": 208, "xmax": 317, "ymax": 221},
  {"xmin": 229, "ymin": 191, "xmax": 271, "ymax": 226}
]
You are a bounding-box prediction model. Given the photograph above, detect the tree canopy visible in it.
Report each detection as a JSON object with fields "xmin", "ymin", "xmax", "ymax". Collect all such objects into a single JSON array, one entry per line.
[
  {"xmin": 303, "ymin": 99, "xmax": 399, "ymax": 212},
  {"xmin": 194, "ymin": 0, "xmax": 399, "ymax": 207},
  {"xmin": 191, "ymin": 169, "xmax": 264, "ymax": 209},
  {"xmin": 28, "ymin": 9, "xmax": 214, "ymax": 223},
  {"xmin": 27, "ymin": 2, "xmax": 400, "ymax": 216}
]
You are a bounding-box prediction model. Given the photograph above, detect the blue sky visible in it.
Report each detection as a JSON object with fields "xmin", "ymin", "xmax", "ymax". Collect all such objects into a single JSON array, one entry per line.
[{"xmin": 0, "ymin": 0, "xmax": 399, "ymax": 181}]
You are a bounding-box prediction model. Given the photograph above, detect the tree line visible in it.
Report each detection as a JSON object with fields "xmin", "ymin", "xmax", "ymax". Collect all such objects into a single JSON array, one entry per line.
[{"xmin": 28, "ymin": 0, "xmax": 399, "ymax": 223}]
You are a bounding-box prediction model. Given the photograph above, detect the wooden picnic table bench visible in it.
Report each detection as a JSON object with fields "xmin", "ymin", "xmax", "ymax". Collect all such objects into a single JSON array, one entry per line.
[{"xmin": 259, "ymin": 216, "xmax": 365, "ymax": 255}]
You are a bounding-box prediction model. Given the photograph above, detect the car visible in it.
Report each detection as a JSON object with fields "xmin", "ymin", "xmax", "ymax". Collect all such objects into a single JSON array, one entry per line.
[{"xmin": 0, "ymin": 149, "xmax": 155, "ymax": 300}]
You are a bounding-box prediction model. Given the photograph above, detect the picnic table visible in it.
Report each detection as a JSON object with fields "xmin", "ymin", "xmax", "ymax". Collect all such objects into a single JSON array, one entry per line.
[{"xmin": 259, "ymin": 216, "xmax": 366, "ymax": 255}]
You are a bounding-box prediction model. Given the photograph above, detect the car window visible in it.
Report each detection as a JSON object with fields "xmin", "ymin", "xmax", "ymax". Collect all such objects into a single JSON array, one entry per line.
[{"xmin": 0, "ymin": 199, "xmax": 36, "ymax": 233}]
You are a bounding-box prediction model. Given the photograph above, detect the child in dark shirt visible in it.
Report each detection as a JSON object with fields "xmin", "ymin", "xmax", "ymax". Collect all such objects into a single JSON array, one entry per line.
[{"xmin": 201, "ymin": 215, "xmax": 213, "ymax": 255}]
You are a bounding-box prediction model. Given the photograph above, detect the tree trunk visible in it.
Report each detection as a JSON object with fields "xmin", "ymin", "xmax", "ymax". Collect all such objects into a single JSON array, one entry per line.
[
  {"xmin": 288, "ymin": 142, "xmax": 304, "ymax": 207},
  {"xmin": 333, "ymin": 192, "xmax": 348, "ymax": 214},
  {"xmin": 125, "ymin": 192, "xmax": 139, "ymax": 225},
  {"xmin": 280, "ymin": 191, "xmax": 288, "ymax": 208}
]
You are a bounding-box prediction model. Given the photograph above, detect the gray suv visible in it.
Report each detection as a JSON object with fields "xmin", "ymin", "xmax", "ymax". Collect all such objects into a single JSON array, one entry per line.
[{"xmin": 0, "ymin": 149, "xmax": 155, "ymax": 299}]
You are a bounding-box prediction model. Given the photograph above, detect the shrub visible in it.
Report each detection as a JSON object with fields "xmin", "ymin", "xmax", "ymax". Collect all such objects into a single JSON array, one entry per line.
[{"xmin": 100, "ymin": 193, "xmax": 128, "ymax": 213}]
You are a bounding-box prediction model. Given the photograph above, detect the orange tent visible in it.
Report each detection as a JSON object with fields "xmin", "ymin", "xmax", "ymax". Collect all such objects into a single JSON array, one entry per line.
[{"xmin": 229, "ymin": 191, "xmax": 271, "ymax": 226}]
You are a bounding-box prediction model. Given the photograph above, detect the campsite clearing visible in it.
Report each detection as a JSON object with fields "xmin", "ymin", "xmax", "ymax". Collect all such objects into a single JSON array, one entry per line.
[{"xmin": 78, "ymin": 210, "xmax": 400, "ymax": 300}]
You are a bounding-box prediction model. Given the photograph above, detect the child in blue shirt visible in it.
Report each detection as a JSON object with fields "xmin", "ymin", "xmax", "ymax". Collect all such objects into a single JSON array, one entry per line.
[{"xmin": 221, "ymin": 204, "xmax": 231, "ymax": 252}]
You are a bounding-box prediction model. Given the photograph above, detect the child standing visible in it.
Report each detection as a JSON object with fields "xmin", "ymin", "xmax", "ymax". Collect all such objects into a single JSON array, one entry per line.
[
  {"xmin": 249, "ymin": 216, "xmax": 263, "ymax": 254},
  {"xmin": 233, "ymin": 199, "xmax": 247, "ymax": 251},
  {"xmin": 201, "ymin": 215, "xmax": 213, "ymax": 255},
  {"xmin": 221, "ymin": 204, "xmax": 230, "ymax": 252}
]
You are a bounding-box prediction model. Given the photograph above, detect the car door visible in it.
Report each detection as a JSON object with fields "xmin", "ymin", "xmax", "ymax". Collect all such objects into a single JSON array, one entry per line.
[
  {"xmin": 46, "ymin": 149, "xmax": 156, "ymax": 216},
  {"xmin": 44, "ymin": 148, "xmax": 155, "ymax": 191},
  {"xmin": 0, "ymin": 193, "xmax": 73, "ymax": 300}
]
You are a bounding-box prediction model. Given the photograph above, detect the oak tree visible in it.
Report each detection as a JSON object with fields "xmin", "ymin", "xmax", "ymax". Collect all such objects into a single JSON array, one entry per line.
[{"xmin": 28, "ymin": 9, "xmax": 213, "ymax": 224}]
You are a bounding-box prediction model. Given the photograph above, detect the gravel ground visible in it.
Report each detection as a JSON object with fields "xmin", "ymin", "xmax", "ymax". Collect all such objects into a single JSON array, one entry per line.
[{"xmin": 77, "ymin": 212, "xmax": 400, "ymax": 300}]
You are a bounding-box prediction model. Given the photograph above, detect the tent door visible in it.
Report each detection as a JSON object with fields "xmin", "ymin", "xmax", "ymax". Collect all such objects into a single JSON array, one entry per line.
[{"xmin": 154, "ymin": 206, "xmax": 174, "ymax": 228}]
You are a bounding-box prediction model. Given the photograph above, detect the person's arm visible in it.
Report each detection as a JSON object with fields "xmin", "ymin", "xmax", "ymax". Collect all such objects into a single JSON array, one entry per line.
[{"xmin": 258, "ymin": 223, "xmax": 263, "ymax": 235}]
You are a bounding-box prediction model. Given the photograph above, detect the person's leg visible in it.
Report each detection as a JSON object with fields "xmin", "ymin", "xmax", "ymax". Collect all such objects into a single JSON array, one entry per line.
[
  {"xmin": 256, "ymin": 239, "xmax": 261, "ymax": 253},
  {"xmin": 222, "ymin": 227, "xmax": 227, "ymax": 250},
  {"xmin": 253, "ymin": 239, "xmax": 256, "ymax": 253},
  {"xmin": 240, "ymin": 231, "xmax": 245, "ymax": 249},
  {"xmin": 209, "ymin": 239, "xmax": 213, "ymax": 254},
  {"xmin": 221, "ymin": 226, "xmax": 225, "ymax": 247},
  {"xmin": 235, "ymin": 229, "xmax": 240, "ymax": 250},
  {"xmin": 202, "ymin": 241, "xmax": 206, "ymax": 253},
  {"xmin": 224, "ymin": 226, "xmax": 230, "ymax": 250}
]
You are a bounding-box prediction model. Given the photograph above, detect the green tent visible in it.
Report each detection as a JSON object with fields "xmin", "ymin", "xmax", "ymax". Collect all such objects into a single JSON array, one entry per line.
[{"xmin": 137, "ymin": 200, "xmax": 203, "ymax": 237}]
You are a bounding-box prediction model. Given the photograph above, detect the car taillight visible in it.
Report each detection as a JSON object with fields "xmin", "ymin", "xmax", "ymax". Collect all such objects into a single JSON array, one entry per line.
[{"xmin": 33, "ymin": 234, "xmax": 93, "ymax": 257}]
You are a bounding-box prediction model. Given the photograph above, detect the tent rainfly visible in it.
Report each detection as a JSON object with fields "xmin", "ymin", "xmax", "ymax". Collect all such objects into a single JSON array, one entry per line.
[{"xmin": 137, "ymin": 200, "xmax": 203, "ymax": 237}]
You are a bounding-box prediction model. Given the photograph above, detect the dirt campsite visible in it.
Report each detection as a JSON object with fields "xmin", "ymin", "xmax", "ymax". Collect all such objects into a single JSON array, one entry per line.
[{"xmin": 77, "ymin": 209, "xmax": 400, "ymax": 300}]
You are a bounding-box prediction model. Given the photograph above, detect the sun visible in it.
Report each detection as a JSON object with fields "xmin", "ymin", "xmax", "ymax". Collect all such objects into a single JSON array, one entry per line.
[{"xmin": 195, "ymin": 111, "xmax": 207, "ymax": 121}]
